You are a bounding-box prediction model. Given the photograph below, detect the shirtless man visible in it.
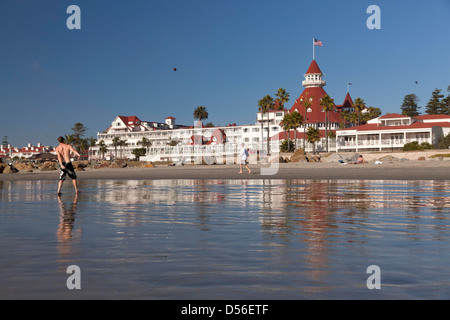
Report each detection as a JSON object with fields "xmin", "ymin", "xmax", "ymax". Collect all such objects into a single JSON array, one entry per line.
[{"xmin": 56, "ymin": 136, "xmax": 81, "ymax": 195}]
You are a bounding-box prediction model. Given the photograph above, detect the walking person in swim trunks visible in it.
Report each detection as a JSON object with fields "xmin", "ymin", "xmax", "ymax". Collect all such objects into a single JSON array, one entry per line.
[{"xmin": 56, "ymin": 136, "xmax": 81, "ymax": 195}]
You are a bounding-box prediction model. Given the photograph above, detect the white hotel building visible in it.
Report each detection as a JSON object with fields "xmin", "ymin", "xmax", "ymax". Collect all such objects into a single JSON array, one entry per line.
[{"xmin": 90, "ymin": 59, "xmax": 450, "ymax": 161}]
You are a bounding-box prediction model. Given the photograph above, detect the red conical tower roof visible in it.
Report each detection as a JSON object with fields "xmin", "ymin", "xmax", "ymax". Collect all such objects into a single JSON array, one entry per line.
[
  {"xmin": 342, "ymin": 92, "xmax": 353, "ymax": 108},
  {"xmin": 305, "ymin": 59, "xmax": 323, "ymax": 74}
]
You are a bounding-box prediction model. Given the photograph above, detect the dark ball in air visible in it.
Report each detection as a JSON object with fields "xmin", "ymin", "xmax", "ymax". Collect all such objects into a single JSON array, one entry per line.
[{"xmin": 173, "ymin": 68, "xmax": 177, "ymax": 71}]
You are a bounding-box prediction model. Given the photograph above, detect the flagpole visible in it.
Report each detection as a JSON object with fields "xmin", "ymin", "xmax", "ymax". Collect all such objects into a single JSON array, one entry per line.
[{"xmin": 312, "ymin": 38, "xmax": 315, "ymax": 60}]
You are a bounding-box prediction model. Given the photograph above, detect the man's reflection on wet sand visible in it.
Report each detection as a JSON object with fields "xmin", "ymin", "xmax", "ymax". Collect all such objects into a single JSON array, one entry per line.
[{"xmin": 57, "ymin": 194, "xmax": 81, "ymax": 259}]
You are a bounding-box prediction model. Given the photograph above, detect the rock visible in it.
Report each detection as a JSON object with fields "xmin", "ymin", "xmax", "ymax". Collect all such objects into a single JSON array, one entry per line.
[
  {"xmin": 323, "ymin": 153, "xmax": 345, "ymax": 163},
  {"xmin": 3, "ymin": 164, "xmax": 19, "ymax": 174},
  {"xmin": 40, "ymin": 161, "xmax": 57, "ymax": 171},
  {"xmin": 418, "ymin": 156, "xmax": 426, "ymax": 161},
  {"xmin": 379, "ymin": 155, "xmax": 395, "ymax": 162},
  {"xmin": 15, "ymin": 163, "xmax": 36, "ymax": 171},
  {"xmin": 144, "ymin": 162, "xmax": 154, "ymax": 168},
  {"xmin": 289, "ymin": 148, "xmax": 307, "ymax": 163},
  {"xmin": 347, "ymin": 153, "xmax": 360, "ymax": 162},
  {"xmin": 112, "ymin": 160, "xmax": 127, "ymax": 168}
]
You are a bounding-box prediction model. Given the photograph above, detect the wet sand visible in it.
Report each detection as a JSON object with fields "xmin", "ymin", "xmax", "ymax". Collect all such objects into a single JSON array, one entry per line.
[{"xmin": 1, "ymin": 160, "xmax": 450, "ymax": 181}]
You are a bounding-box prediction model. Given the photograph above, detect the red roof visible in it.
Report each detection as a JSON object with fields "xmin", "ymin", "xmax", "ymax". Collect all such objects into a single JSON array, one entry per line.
[
  {"xmin": 413, "ymin": 114, "xmax": 450, "ymax": 120},
  {"xmin": 118, "ymin": 115, "xmax": 141, "ymax": 123},
  {"xmin": 271, "ymin": 130, "xmax": 330, "ymax": 141},
  {"xmin": 336, "ymin": 92, "xmax": 353, "ymax": 109},
  {"xmin": 305, "ymin": 59, "xmax": 323, "ymax": 74},
  {"xmin": 339, "ymin": 121, "xmax": 450, "ymax": 132},
  {"xmin": 165, "ymin": 116, "xmax": 176, "ymax": 119},
  {"xmin": 17, "ymin": 146, "xmax": 47, "ymax": 153},
  {"xmin": 289, "ymin": 87, "xmax": 342, "ymax": 124}
]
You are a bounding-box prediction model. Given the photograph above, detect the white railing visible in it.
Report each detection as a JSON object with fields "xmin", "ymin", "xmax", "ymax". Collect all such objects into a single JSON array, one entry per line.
[{"xmin": 337, "ymin": 138, "xmax": 431, "ymax": 149}]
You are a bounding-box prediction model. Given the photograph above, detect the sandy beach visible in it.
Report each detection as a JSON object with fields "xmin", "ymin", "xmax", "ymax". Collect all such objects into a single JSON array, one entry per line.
[{"xmin": 1, "ymin": 160, "xmax": 450, "ymax": 181}]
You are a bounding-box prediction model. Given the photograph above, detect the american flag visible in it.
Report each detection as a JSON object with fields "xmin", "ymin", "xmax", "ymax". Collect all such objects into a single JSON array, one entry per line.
[{"xmin": 314, "ymin": 38, "xmax": 323, "ymax": 46}]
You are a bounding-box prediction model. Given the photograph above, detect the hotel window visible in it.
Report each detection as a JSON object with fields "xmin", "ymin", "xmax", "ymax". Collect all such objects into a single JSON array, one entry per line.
[{"xmin": 276, "ymin": 112, "xmax": 282, "ymax": 117}]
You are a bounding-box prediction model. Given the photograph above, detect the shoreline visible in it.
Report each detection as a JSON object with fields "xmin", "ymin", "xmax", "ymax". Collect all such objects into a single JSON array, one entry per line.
[{"xmin": 1, "ymin": 160, "xmax": 450, "ymax": 181}]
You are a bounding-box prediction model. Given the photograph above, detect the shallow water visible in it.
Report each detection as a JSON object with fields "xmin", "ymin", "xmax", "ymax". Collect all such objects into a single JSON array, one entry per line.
[{"xmin": 0, "ymin": 179, "xmax": 449, "ymax": 299}]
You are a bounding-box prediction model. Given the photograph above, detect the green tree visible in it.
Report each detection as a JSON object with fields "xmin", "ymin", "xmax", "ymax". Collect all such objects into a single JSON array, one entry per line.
[
  {"xmin": 77, "ymin": 138, "xmax": 89, "ymax": 156},
  {"xmin": 403, "ymin": 141, "xmax": 433, "ymax": 151},
  {"xmin": 112, "ymin": 136, "xmax": 121, "ymax": 159},
  {"xmin": 282, "ymin": 113, "xmax": 294, "ymax": 152},
  {"xmin": 275, "ymin": 88, "xmax": 290, "ymax": 111},
  {"xmin": 193, "ymin": 106, "xmax": 209, "ymax": 123},
  {"xmin": 137, "ymin": 137, "xmax": 152, "ymax": 152},
  {"xmin": 258, "ymin": 94, "xmax": 274, "ymax": 154},
  {"xmin": 2, "ymin": 136, "xmax": 8, "ymax": 148},
  {"xmin": 290, "ymin": 110, "xmax": 303, "ymax": 150},
  {"xmin": 401, "ymin": 94, "xmax": 420, "ymax": 117},
  {"xmin": 320, "ymin": 94, "xmax": 335, "ymax": 152},
  {"xmin": 360, "ymin": 106, "xmax": 382, "ymax": 125},
  {"xmin": 425, "ymin": 88, "xmax": 445, "ymax": 114},
  {"xmin": 87, "ymin": 137, "xmax": 96, "ymax": 160},
  {"xmin": 306, "ymin": 126, "xmax": 320, "ymax": 154},
  {"xmin": 349, "ymin": 112, "xmax": 359, "ymax": 127},
  {"xmin": 132, "ymin": 148, "xmax": 146, "ymax": 161},
  {"xmin": 71, "ymin": 123, "xmax": 88, "ymax": 152},
  {"xmin": 280, "ymin": 140, "xmax": 295, "ymax": 152},
  {"xmin": 299, "ymin": 93, "xmax": 313, "ymax": 149},
  {"xmin": 118, "ymin": 139, "xmax": 128, "ymax": 159},
  {"xmin": 98, "ymin": 140, "xmax": 108, "ymax": 159},
  {"xmin": 340, "ymin": 110, "xmax": 350, "ymax": 128},
  {"xmin": 438, "ymin": 132, "xmax": 450, "ymax": 149},
  {"xmin": 353, "ymin": 97, "xmax": 366, "ymax": 126},
  {"xmin": 64, "ymin": 133, "xmax": 74, "ymax": 145},
  {"xmin": 444, "ymin": 85, "xmax": 450, "ymax": 115}
]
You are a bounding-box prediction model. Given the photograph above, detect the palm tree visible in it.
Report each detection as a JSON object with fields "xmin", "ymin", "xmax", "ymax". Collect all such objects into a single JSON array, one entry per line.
[
  {"xmin": 306, "ymin": 127, "xmax": 321, "ymax": 155},
  {"xmin": 275, "ymin": 88, "xmax": 290, "ymax": 111},
  {"xmin": 349, "ymin": 112, "xmax": 359, "ymax": 127},
  {"xmin": 300, "ymin": 93, "xmax": 313, "ymax": 150},
  {"xmin": 137, "ymin": 137, "xmax": 152, "ymax": 152},
  {"xmin": 290, "ymin": 110, "xmax": 303, "ymax": 150},
  {"xmin": 193, "ymin": 106, "xmax": 209, "ymax": 125},
  {"xmin": 282, "ymin": 113, "xmax": 294, "ymax": 151},
  {"xmin": 118, "ymin": 139, "xmax": 128, "ymax": 159},
  {"xmin": 320, "ymin": 94, "xmax": 335, "ymax": 152},
  {"xmin": 77, "ymin": 138, "xmax": 89, "ymax": 157},
  {"xmin": 353, "ymin": 97, "xmax": 366, "ymax": 126},
  {"xmin": 88, "ymin": 137, "xmax": 97, "ymax": 159},
  {"xmin": 98, "ymin": 140, "xmax": 108, "ymax": 160},
  {"xmin": 340, "ymin": 110, "xmax": 350, "ymax": 128},
  {"xmin": 64, "ymin": 133, "xmax": 76, "ymax": 145},
  {"xmin": 258, "ymin": 94, "xmax": 274, "ymax": 154},
  {"xmin": 112, "ymin": 136, "xmax": 121, "ymax": 159}
]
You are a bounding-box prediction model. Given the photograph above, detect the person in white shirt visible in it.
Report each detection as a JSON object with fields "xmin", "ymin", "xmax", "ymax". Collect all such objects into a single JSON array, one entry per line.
[{"xmin": 238, "ymin": 143, "xmax": 251, "ymax": 174}]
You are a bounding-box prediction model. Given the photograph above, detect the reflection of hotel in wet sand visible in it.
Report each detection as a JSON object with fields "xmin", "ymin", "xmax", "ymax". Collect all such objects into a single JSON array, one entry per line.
[{"xmin": 89, "ymin": 179, "xmax": 450, "ymax": 214}]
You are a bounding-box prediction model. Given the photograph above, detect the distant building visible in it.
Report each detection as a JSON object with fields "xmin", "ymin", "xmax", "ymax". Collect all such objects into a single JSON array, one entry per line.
[
  {"xmin": 336, "ymin": 113, "xmax": 450, "ymax": 152},
  {"xmin": 0, "ymin": 143, "xmax": 54, "ymax": 160}
]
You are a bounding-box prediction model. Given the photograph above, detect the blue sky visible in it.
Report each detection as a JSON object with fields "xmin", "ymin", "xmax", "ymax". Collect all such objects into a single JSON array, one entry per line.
[{"xmin": 1, "ymin": 0, "xmax": 449, "ymax": 147}]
